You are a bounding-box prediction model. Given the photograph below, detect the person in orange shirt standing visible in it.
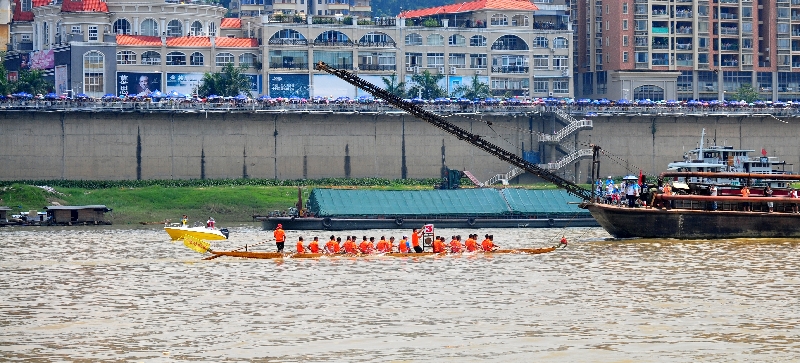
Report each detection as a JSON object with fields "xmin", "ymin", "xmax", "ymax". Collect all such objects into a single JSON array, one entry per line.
[
  {"xmin": 274, "ymin": 224, "xmax": 286, "ymax": 252},
  {"xmin": 432, "ymin": 236, "xmax": 446, "ymax": 253},
  {"xmin": 411, "ymin": 228, "xmax": 424, "ymax": 253},
  {"xmin": 296, "ymin": 237, "xmax": 306, "ymax": 254},
  {"xmin": 398, "ymin": 236, "xmax": 410, "ymax": 253},
  {"xmin": 450, "ymin": 235, "xmax": 462, "ymax": 253},
  {"xmin": 465, "ymin": 234, "xmax": 478, "ymax": 252}
]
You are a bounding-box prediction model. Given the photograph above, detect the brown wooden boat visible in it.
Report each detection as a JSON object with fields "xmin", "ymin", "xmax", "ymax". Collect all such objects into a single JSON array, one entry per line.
[{"xmin": 207, "ymin": 247, "xmax": 557, "ymax": 260}]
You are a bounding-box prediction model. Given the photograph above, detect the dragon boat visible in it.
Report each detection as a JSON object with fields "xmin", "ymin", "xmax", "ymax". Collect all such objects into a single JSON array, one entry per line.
[{"xmin": 204, "ymin": 247, "xmax": 557, "ymax": 260}]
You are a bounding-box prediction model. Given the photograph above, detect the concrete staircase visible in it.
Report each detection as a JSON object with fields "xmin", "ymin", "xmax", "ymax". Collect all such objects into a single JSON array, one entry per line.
[{"xmin": 483, "ymin": 111, "xmax": 593, "ymax": 186}]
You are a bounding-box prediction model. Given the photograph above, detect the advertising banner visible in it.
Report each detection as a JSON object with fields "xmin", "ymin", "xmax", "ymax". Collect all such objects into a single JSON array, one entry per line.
[
  {"xmin": 312, "ymin": 74, "xmax": 355, "ymax": 98},
  {"xmin": 268, "ymin": 73, "xmax": 309, "ymax": 98},
  {"xmin": 30, "ymin": 50, "xmax": 55, "ymax": 70},
  {"xmin": 117, "ymin": 72, "xmax": 163, "ymax": 97},
  {"xmin": 8, "ymin": 71, "xmax": 18, "ymax": 82},
  {"xmin": 245, "ymin": 74, "xmax": 262, "ymax": 95},
  {"xmin": 166, "ymin": 72, "xmax": 204, "ymax": 95},
  {"xmin": 55, "ymin": 65, "xmax": 68, "ymax": 96}
]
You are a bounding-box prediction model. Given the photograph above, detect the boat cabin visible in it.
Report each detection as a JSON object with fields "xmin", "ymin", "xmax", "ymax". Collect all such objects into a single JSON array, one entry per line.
[
  {"xmin": 45, "ymin": 205, "xmax": 113, "ymax": 225},
  {"xmin": 0, "ymin": 206, "xmax": 10, "ymax": 222}
]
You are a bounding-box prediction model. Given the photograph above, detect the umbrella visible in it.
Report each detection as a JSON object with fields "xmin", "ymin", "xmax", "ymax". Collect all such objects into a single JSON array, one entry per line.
[
  {"xmin": 623, "ymin": 175, "xmax": 638, "ymax": 180},
  {"xmin": 166, "ymin": 90, "xmax": 185, "ymax": 99},
  {"xmin": 235, "ymin": 94, "xmax": 249, "ymax": 101},
  {"xmin": 45, "ymin": 93, "xmax": 59, "ymax": 100},
  {"xmin": 75, "ymin": 93, "xmax": 90, "ymax": 99}
]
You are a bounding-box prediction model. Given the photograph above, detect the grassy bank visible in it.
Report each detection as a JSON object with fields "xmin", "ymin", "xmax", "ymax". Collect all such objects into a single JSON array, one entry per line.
[{"xmin": 0, "ymin": 179, "xmax": 574, "ymax": 225}]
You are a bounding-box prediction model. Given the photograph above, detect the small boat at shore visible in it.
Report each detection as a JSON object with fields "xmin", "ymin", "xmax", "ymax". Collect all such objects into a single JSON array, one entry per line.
[
  {"xmin": 205, "ymin": 247, "xmax": 557, "ymax": 260},
  {"xmin": 164, "ymin": 225, "xmax": 230, "ymax": 241}
]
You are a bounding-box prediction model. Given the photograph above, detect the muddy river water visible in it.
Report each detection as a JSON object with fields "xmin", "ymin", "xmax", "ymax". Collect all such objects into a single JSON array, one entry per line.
[{"xmin": 1, "ymin": 225, "xmax": 798, "ymax": 362}]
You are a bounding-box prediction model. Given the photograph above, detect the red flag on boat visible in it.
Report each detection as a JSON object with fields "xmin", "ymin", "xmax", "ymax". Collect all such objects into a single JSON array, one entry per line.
[
  {"xmin": 761, "ymin": 148, "xmax": 767, "ymax": 156},
  {"xmin": 638, "ymin": 170, "xmax": 643, "ymax": 186}
]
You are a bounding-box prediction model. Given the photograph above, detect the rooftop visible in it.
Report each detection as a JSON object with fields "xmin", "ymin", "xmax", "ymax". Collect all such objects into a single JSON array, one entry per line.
[
  {"xmin": 61, "ymin": 0, "xmax": 110, "ymax": 12},
  {"xmin": 400, "ymin": 0, "xmax": 539, "ymax": 18},
  {"xmin": 116, "ymin": 35, "xmax": 259, "ymax": 48},
  {"xmin": 220, "ymin": 18, "xmax": 242, "ymax": 29}
]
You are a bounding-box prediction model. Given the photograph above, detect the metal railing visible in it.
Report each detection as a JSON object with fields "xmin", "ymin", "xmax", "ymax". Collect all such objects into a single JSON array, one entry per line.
[{"xmin": 541, "ymin": 149, "xmax": 594, "ymax": 170}]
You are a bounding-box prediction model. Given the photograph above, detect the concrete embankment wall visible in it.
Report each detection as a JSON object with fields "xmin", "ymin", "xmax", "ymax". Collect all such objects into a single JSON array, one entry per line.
[{"xmin": 0, "ymin": 111, "xmax": 798, "ymax": 182}]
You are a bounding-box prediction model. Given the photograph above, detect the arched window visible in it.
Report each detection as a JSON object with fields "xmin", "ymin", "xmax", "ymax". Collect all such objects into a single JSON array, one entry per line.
[
  {"xmin": 208, "ymin": 22, "xmax": 217, "ymax": 37},
  {"xmin": 533, "ymin": 36, "xmax": 549, "ymax": 48},
  {"xmin": 469, "ymin": 35, "xmax": 486, "ymax": 47},
  {"xmin": 141, "ymin": 51, "xmax": 161, "ymax": 65},
  {"xmin": 113, "ymin": 19, "xmax": 131, "ymax": 35},
  {"xmin": 239, "ymin": 53, "xmax": 257, "ymax": 67},
  {"xmin": 553, "ymin": 37, "xmax": 568, "ymax": 49},
  {"xmin": 449, "ymin": 34, "xmax": 466, "ymax": 46},
  {"xmin": 634, "ymin": 85, "xmax": 665, "ymax": 101},
  {"xmin": 315, "ymin": 30, "xmax": 350, "ymax": 44},
  {"xmin": 116, "ymin": 50, "xmax": 136, "ymax": 65},
  {"xmin": 141, "ymin": 19, "xmax": 158, "ymax": 36},
  {"xmin": 216, "ymin": 52, "xmax": 234, "ymax": 66},
  {"xmin": 83, "ymin": 51, "xmax": 104, "ymax": 98},
  {"xmin": 190, "ymin": 52, "xmax": 204, "ymax": 66},
  {"xmin": 427, "ymin": 34, "xmax": 444, "ymax": 46},
  {"xmin": 167, "ymin": 20, "xmax": 183, "ymax": 37},
  {"xmin": 511, "ymin": 14, "xmax": 529, "ymax": 27},
  {"xmin": 166, "ymin": 51, "xmax": 186, "ymax": 66},
  {"xmin": 191, "ymin": 21, "xmax": 203, "ymax": 35},
  {"xmin": 405, "ymin": 33, "xmax": 422, "ymax": 46},
  {"xmin": 491, "ymin": 35, "xmax": 529, "ymax": 50},
  {"xmin": 359, "ymin": 32, "xmax": 394, "ymax": 46},
  {"xmin": 490, "ymin": 14, "xmax": 508, "ymax": 26},
  {"xmin": 270, "ymin": 29, "xmax": 307, "ymax": 45}
]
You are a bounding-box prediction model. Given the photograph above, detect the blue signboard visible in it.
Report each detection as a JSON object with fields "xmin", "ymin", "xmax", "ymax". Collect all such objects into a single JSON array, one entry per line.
[
  {"xmin": 269, "ymin": 73, "xmax": 310, "ymax": 98},
  {"xmin": 245, "ymin": 74, "xmax": 263, "ymax": 94}
]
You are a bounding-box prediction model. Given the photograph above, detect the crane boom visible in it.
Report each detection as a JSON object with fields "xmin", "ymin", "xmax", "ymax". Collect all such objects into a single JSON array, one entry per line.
[{"xmin": 314, "ymin": 62, "xmax": 594, "ymax": 201}]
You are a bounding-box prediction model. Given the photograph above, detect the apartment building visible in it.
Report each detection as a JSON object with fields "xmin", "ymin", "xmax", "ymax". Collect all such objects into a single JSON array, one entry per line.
[
  {"xmin": 574, "ymin": 0, "xmax": 800, "ymax": 101},
  {"xmin": 263, "ymin": 0, "xmax": 573, "ymax": 98}
]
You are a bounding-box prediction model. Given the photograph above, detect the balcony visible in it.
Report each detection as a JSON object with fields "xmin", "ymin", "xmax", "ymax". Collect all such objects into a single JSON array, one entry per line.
[
  {"xmin": 269, "ymin": 62, "xmax": 308, "ymax": 70},
  {"xmin": 652, "ymin": 59, "xmax": 669, "ymax": 65},
  {"xmin": 652, "ymin": 27, "xmax": 669, "ymax": 34},
  {"xmin": 676, "ymin": 43, "xmax": 693, "ymax": 50},
  {"xmin": 674, "ymin": 27, "xmax": 692, "ymax": 34},
  {"xmin": 674, "ymin": 11, "xmax": 693, "ymax": 18},
  {"xmin": 268, "ymin": 38, "xmax": 308, "ymax": 45},
  {"xmin": 719, "ymin": 27, "xmax": 739, "ymax": 35},
  {"xmin": 312, "ymin": 40, "xmax": 354, "ymax": 46},
  {"xmin": 491, "ymin": 65, "xmax": 530, "ymax": 73},
  {"xmin": 719, "ymin": 13, "xmax": 738, "ymax": 20},
  {"xmin": 357, "ymin": 41, "xmax": 396, "ymax": 47},
  {"xmin": 357, "ymin": 64, "xmax": 396, "ymax": 71},
  {"xmin": 652, "ymin": 43, "xmax": 669, "ymax": 49}
]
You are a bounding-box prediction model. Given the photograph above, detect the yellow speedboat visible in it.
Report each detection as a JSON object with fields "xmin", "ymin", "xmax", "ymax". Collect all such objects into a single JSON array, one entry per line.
[{"xmin": 164, "ymin": 226, "xmax": 230, "ymax": 241}]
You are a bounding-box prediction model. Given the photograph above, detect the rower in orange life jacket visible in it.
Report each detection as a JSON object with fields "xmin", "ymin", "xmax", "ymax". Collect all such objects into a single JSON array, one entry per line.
[
  {"xmin": 343, "ymin": 236, "xmax": 358, "ymax": 254},
  {"xmin": 559, "ymin": 236, "xmax": 568, "ymax": 248},
  {"xmin": 296, "ymin": 236, "xmax": 306, "ymax": 254},
  {"xmin": 432, "ymin": 236, "xmax": 446, "ymax": 253},
  {"xmin": 481, "ymin": 235, "xmax": 497, "ymax": 251},
  {"xmin": 324, "ymin": 235, "xmax": 338, "ymax": 254},
  {"xmin": 367, "ymin": 237, "xmax": 376, "ymax": 254},
  {"xmin": 450, "ymin": 235, "xmax": 462, "ymax": 253},
  {"xmin": 274, "ymin": 224, "xmax": 286, "ymax": 252},
  {"xmin": 398, "ymin": 236, "xmax": 410, "ymax": 253},
  {"xmin": 465, "ymin": 234, "xmax": 478, "ymax": 252},
  {"xmin": 411, "ymin": 228, "xmax": 423, "ymax": 253},
  {"xmin": 376, "ymin": 236, "xmax": 389, "ymax": 253},
  {"xmin": 358, "ymin": 236, "xmax": 370, "ymax": 254},
  {"xmin": 309, "ymin": 237, "xmax": 321, "ymax": 253},
  {"xmin": 388, "ymin": 236, "xmax": 396, "ymax": 252}
]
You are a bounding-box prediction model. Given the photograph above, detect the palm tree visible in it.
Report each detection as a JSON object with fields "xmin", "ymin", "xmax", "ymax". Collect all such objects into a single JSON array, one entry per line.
[
  {"xmin": 452, "ymin": 74, "xmax": 490, "ymax": 99},
  {"xmin": 408, "ymin": 70, "xmax": 447, "ymax": 99},
  {"xmin": 381, "ymin": 73, "xmax": 407, "ymax": 98},
  {"xmin": 196, "ymin": 63, "xmax": 252, "ymax": 97}
]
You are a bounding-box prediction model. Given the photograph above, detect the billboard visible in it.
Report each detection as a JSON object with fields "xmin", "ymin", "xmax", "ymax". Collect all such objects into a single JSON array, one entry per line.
[
  {"xmin": 166, "ymin": 72, "xmax": 204, "ymax": 95},
  {"xmin": 268, "ymin": 73, "xmax": 309, "ymax": 98},
  {"xmin": 448, "ymin": 76, "xmax": 489, "ymax": 96},
  {"xmin": 7, "ymin": 71, "xmax": 18, "ymax": 82},
  {"xmin": 117, "ymin": 72, "xmax": 163, "ymax": 97},
  {"xmin": 245, "ymin": 74, "xmax": 263, "ymax": 95},
  {"xmin": 30, "ymin": 50, "xmax": 55, "ymax": 70},
  {"xmin": 55, "ymin": 65, "xmax": 68, "ymax": 96}
]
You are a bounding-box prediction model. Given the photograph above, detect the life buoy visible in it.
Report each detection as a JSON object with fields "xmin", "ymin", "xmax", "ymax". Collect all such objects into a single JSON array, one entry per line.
[
  {"xmin": 467, "ymin": 218, "xmax": 476, "ymax": 226},
  {"xmin": 548, "ymin": 218, "xmax": 555, "ymax": 227},
  {"xmin": 322, "ymin": 218, "xmax": 332, "ymax": 229},
  {"xmin": 395, "ymin": 217, "xmax": 404, "ymax": 226}
]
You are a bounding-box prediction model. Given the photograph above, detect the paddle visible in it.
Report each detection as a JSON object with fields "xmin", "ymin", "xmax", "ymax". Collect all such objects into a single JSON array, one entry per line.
[{"xmin": 202, "ymin": 239, "xmax": 272, "ymax": 260}]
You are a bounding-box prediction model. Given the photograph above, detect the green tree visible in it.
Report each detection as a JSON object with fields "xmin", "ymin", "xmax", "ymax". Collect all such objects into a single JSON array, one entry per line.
[
  {"xmin": 0, "ymin": 54, "xmax": 10, "ymax": 95},
  {"xmin": 195, "ymin": 63, "xmax": 252, "ymax": 97},
  {"xmin": 380, "ymin": 73, "xmax": 406, "ymax": 98},
  {"xmin": 731, "ymin": 83, "xmax": 760, "ymax": 103},
  {"xmin": 452, "ymin": 74, "xmax": 490, "ymax": 99},
  {"xmin": 13, "ymin": 69, "xmax": 53, "ymax": 95},
  {"xmin": 408, "ymin": 70, "xmax": 446, "ymax": 99}
]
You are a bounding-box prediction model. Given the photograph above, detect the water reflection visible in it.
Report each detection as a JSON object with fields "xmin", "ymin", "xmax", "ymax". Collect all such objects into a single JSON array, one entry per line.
[{"xmin": 1, "ymin": 225, "xmax": 798, "ymax": 361}]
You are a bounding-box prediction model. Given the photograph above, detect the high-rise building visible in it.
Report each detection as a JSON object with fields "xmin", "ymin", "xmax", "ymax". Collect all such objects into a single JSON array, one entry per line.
[{"xmin": 574, "ymin": 0, "xmax": 800, "ymax": 101}]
